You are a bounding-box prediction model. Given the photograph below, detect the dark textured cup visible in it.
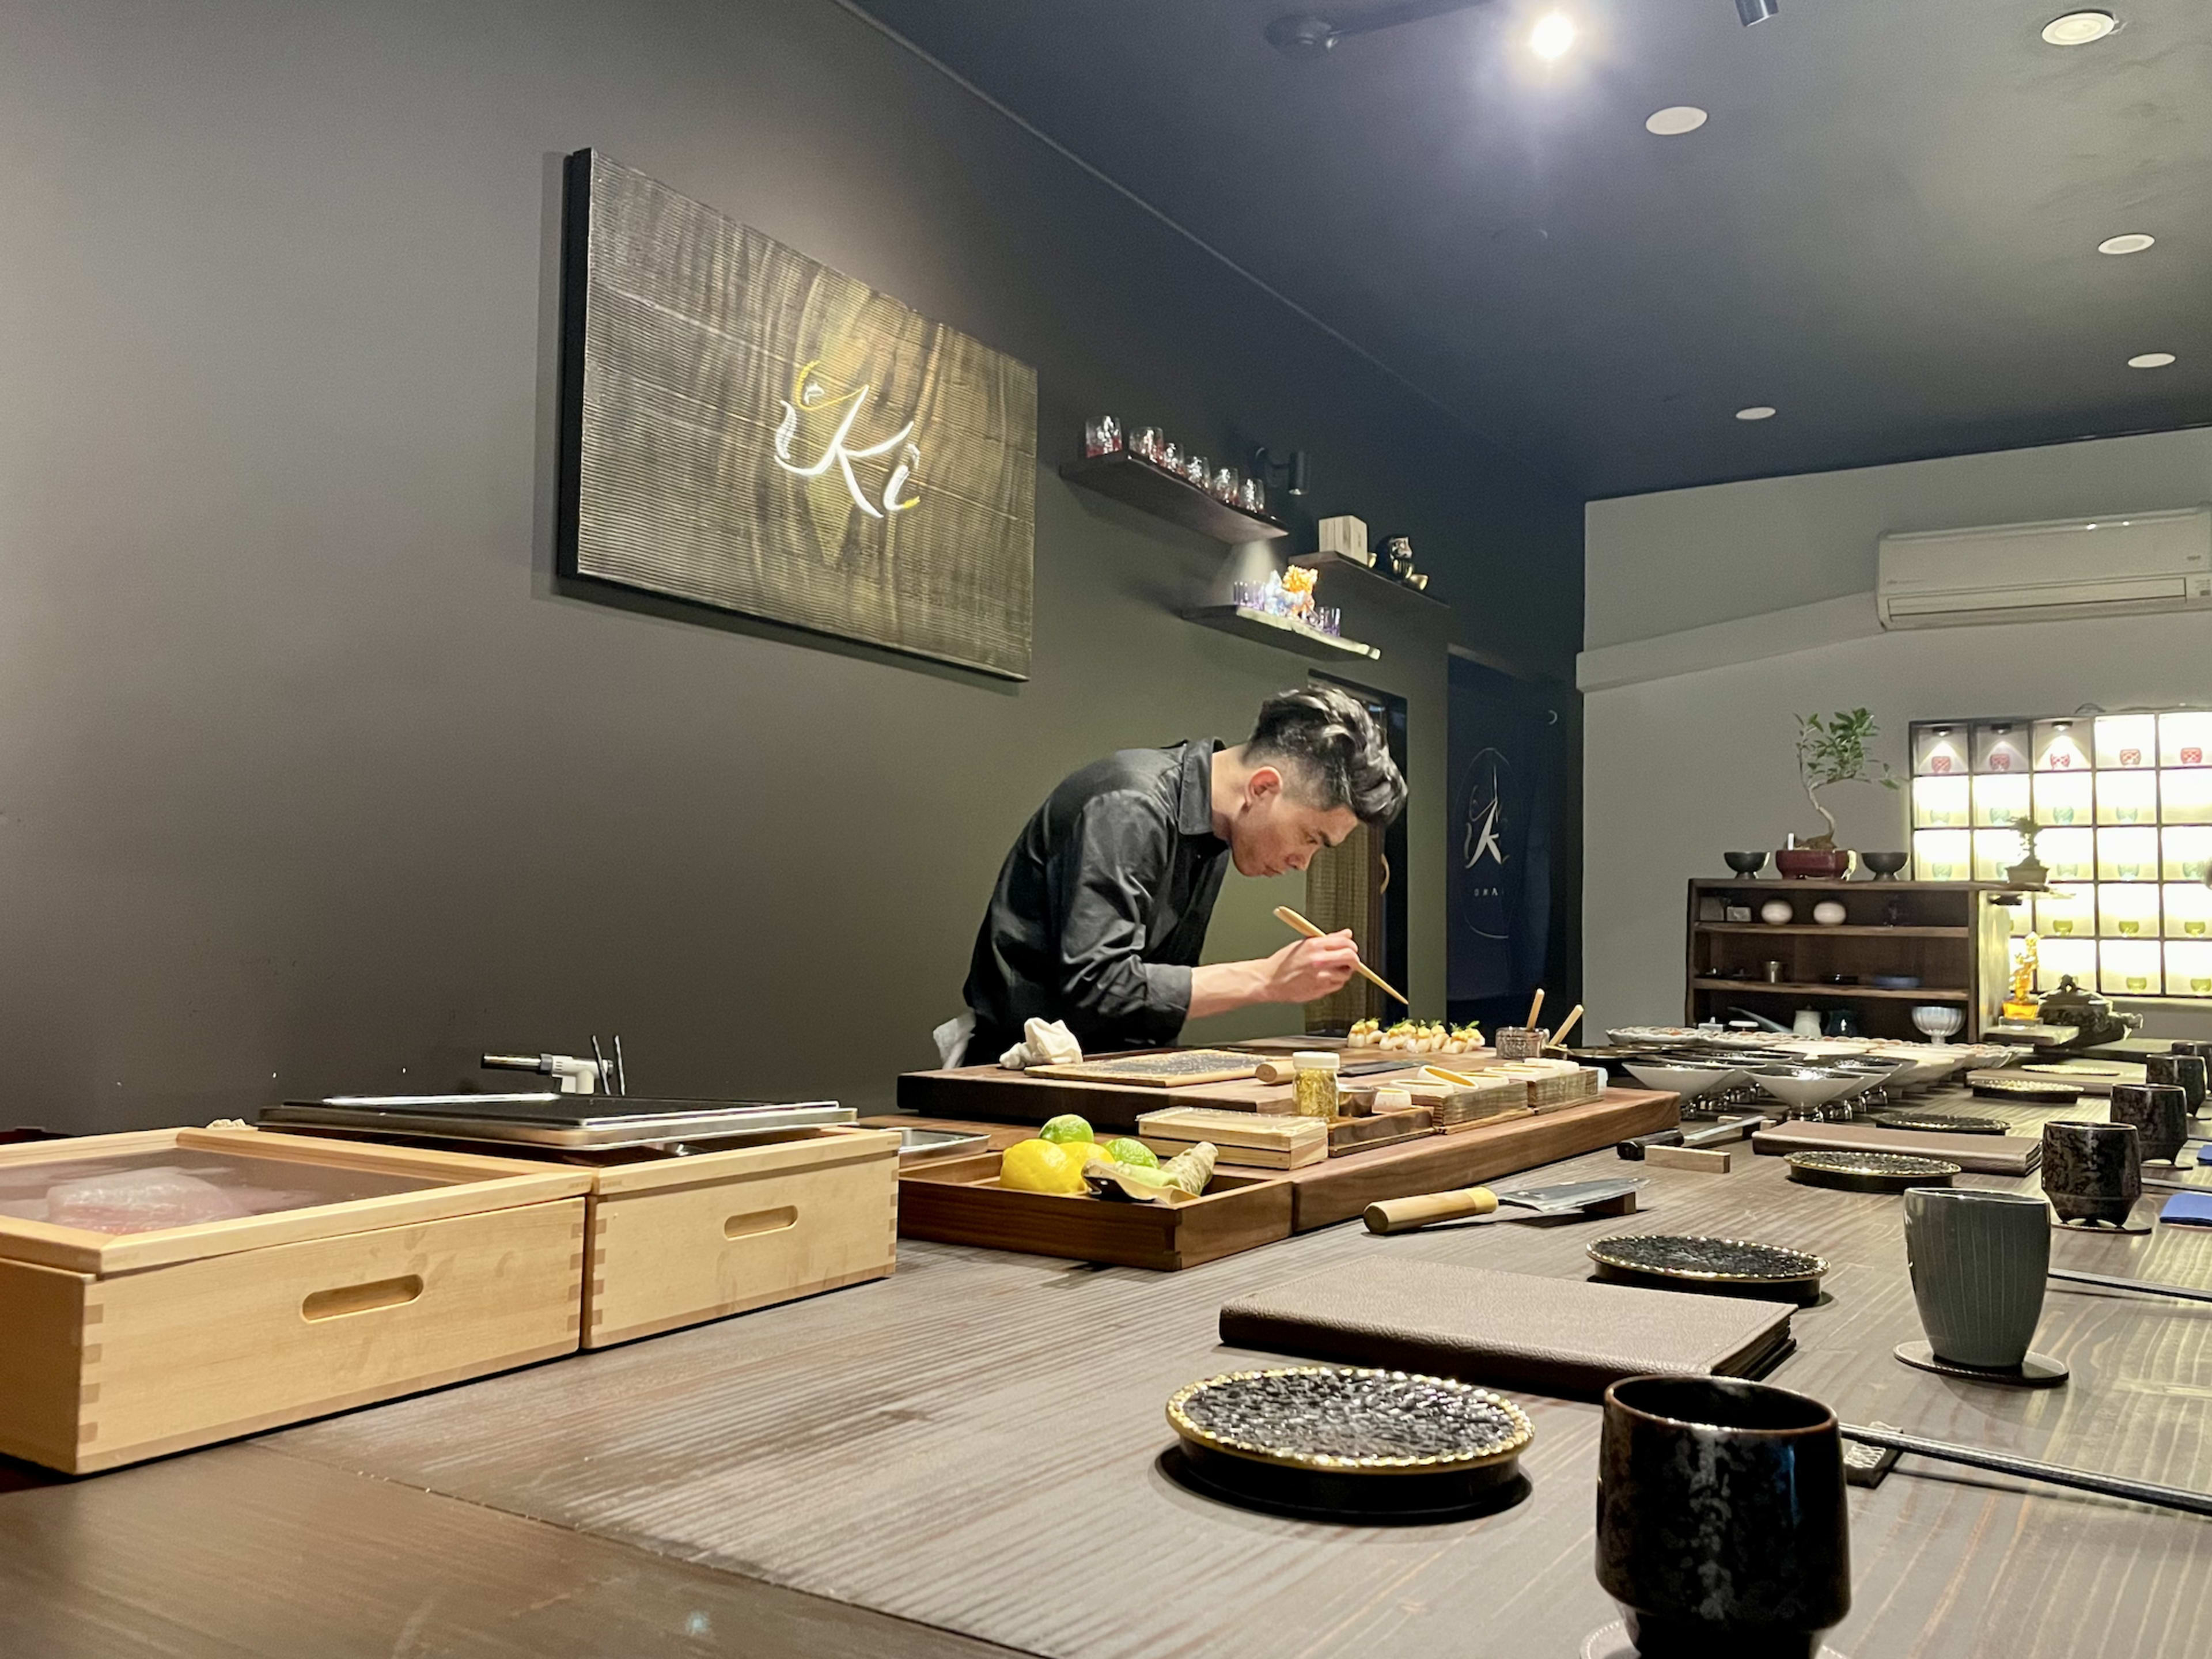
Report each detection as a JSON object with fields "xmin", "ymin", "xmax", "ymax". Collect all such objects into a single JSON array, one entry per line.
[
  {"xmin": 2110, "ymin": 1083, "xmax": 2191, "ymax": 1164},
  {"xmin": 2041, "ymin": 1119, "xmax": 2142, "ymax": 1225},
  {"xmin": 2146, "ymin": 1053, "xmax": 2207, "ymax": 1118},
  {"xmin": 1597, "ymin": 1375, "xmax": 1850, "ymax": 1659},
  {"xmin": 1903, "ymin": 1187, "xmax": 2049, "ymax": 1368}
]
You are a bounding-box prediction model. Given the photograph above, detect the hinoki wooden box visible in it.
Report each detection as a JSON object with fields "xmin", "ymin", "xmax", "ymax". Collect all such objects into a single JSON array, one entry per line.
[
  {"xmin": 0, "ymin": 1127, "xmax": 592, "ymax": 1475},
  {"xmin": 579, "ymin": 1126, "xmax": 898, "ymax": 1349}
]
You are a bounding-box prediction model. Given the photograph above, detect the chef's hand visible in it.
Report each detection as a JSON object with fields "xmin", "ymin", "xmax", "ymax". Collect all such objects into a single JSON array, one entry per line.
[{"xmin": 1265, "ymin": 930, "xmax": 1361, "ymax": 1003}]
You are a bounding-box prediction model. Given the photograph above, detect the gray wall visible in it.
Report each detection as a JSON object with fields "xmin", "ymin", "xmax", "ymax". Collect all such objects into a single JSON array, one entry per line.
[
  {"xmin": 1581, "ymin": 429, "xmax": 2212, "ymax": 1040},
  {"xmin": 2, "ymin": 1, "xmax": 1580, "ymax": 1131}
]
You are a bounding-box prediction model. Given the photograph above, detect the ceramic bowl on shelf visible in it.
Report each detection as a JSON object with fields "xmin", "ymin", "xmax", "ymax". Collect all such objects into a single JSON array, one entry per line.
[
  {"xmin": 1722, "ymin": 851, "xmax": 1768, "ymax": 878},
  {"xmin": 1759, "ymin": 900, "xmax": 1796, "ymax": 926},
  {"xmin": 1861, "ymin": 852, "xmax": 1910, "ymax": 880},
  {"xmin": 1869, "ymin": 974, "xmax": 1922, "ymax": 990},
  {"xmin": 1911, "ymin": 1006, "xmax": 1965, "ymax": 1046},
  {"xmin": 1752, "ymin": 1069, "xmax": 1865, "ymax": 1116}
]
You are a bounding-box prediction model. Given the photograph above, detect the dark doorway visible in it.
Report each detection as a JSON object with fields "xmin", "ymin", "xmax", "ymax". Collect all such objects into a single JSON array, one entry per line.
[
  {"xmin": 1447, "ymin": 653, "xmax": 1580, "ymax": 1034},
  {"xmin": 1302, "ymin": 675, "xmax": 1410, "ymax": 1035}
]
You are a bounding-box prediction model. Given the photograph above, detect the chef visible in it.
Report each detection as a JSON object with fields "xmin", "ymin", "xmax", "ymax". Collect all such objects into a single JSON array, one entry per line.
[{"xmin": 953, "ymin": 685, "xmax": 1408, "ymax": 1066}]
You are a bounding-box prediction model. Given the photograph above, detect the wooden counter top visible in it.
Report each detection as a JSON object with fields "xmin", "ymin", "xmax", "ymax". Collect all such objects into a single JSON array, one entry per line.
[{"xmin": 6, "ymin": 1087, "xmax": 2210, "ymax": 1657}]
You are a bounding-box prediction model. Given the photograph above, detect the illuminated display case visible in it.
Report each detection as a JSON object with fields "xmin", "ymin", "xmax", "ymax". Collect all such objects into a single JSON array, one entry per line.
[{"xmin": 1912, "ymin": 711, "xmax": 2212, "ymax": 999}]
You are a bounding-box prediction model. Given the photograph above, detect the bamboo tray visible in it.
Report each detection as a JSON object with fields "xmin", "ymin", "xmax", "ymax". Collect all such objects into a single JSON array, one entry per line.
[
  {"xmin": 0, "ymin": 1127, "xmax": 591, "ymax": 1474},
  {"xmin": 895, "ymin": 1150, "xmax": 1292, "ymax": 1270}
]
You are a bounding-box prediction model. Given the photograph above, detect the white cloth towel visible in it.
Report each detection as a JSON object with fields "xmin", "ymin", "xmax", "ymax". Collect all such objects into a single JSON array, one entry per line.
[
  {"xmin": 999, "ymin": 1018, "xmax": 1084, "ymax": 1072},
  {"xmin": 930, "ymin": 1013, "xmax": 977, "ymax": 1070}
]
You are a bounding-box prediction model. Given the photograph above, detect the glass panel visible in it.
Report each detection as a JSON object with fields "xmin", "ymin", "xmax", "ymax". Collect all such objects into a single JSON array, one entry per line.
[
  {"xmin": 1914, "ymin": 828, "xmax": 1971, "ymax": 882},
  {"xmin": 1912, "ymin": 775, "xmax": 1971, "ymax": 828},
  {"xmin": 2099, "ymin": 939, "xmax": 2162, "ymax": 997},
  {"xmin": 1973, "ymin": 827, "xmax": 2024, "ymax": 881},
  {"xmin": 2167, "ymin": 941, "xmax": 2212, "ymax": 998},
  {"xmin": 1915, "ymin": 724, "xmax": 1969, "ymax": 777},
  {"xmin": 2167, "ymin": 826, "xmax": 2212, "ymax": 881},
  {"xmin": 2037, "ymin": 828, "xmax": 2095, "ymax": 882},
  {"xmin": 2036, "ymin": 883, "xmax": 2096, "ymax": 938},
  {"xmin": 2039, "ymin": 936, "xmax": 2096, "ymax": 992},
  {"xmin": 2164, "ymin": 882, "xmax": 2212, "ymax": 940},
  {"xmin": 1972, "ymin": 774, "xmax": 2031, "ymax": 827},
  {"xmin": 2098, "ymin": 882, "xmax": 2160, "ymax": 940},
  {"xmin": 2160, "ymin": 711, "xmax": 2212, "ymax": 768},
  {"xmin": 0, "ymin": 1147, "xmax": 450, "ymax": 1235},
  {"xmin": 1974, "ymin": 722, "xmax": 2031, "ymax": 775},
  {"xmin": 2034, "ymin": 719, "xmax": 2090, "ymax": 772},
  {"xmin": 2160, "ymin": 768, "xmax": 2212, "ymax": 825},
  {"xmin": 2032, "ymin": 771, "xmax": 2092, "ymax": 826},
  {"xmin": 2096, "ymin": 769, "xmax": 2159, "ymax": 826},
  {"xmin": 2098, "ymin": 827, "xmax": 2160, "ymax": 881},
  {"xmin": 2094, "ymin": 714, "xmax": 2158, "ymax": 770}
]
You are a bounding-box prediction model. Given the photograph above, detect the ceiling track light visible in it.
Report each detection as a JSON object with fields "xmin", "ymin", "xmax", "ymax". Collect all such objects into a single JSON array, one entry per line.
[
  {"xmin": 1266, "ymin": 0, "xmax": 1495, "ymax": 58},
  {"xmin": 1736, "ymin": 0, "xmax": 1779, "ymax": 24}
]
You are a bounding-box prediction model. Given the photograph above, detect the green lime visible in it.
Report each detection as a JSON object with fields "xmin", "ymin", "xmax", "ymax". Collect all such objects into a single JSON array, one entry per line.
[
  {"xmin": 1104, "ymin": 1137, "xmax": 1157, "ymax": 1169},
  {"xmin": 1039, "ymin": 1114, "xmax": 1093, "ymax": 1145}
]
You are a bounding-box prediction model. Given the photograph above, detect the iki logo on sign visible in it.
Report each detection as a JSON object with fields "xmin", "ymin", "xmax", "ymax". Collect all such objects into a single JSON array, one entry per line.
[
  {"xmin": 772, "ymin": 359, "xmax": 922, "ymax": 518},
  {"xmin": 1459, "ymin": 745, "xmax": 1510, "ymax": 941}
]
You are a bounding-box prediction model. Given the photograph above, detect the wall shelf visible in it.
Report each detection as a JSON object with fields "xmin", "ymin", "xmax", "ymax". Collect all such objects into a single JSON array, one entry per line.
[
  {"xmin": 1184, "ymin": 605, "xmax": 1380, "ymax": 662},
  {"xmin": 1695, "ymin": 924, "xmax": 1969, "ymax": 939},
  {"xmin": 1290, "ymin": 549, "xmax": 1447, "ymax": 609},
  {"xmin": 1059, "ymin": 453, "xmax": 1288, "ymax": 544},
  {"xmin": 1692, "ymin": 979, "xmax": 1971, "ymax": 1002}
]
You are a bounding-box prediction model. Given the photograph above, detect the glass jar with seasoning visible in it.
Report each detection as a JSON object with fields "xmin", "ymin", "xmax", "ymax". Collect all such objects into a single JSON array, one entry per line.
[{"xmin": 1291, "ymin": 1051, "xmax": 1340, "ymax": 1119}]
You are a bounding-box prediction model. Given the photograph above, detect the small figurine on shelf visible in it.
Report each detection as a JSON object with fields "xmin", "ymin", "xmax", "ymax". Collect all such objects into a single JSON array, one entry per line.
[
  {"xmin": 1281, "ymin": 563, "xmax": 1318, "ymax": 620},
  {"xmin": 2003, "ymin": 933, "xmax": 2041, "ymax": 1021},
  {"xmin": 1378, "ymin": 535, "xmax": 1429, "ymax": 591}
]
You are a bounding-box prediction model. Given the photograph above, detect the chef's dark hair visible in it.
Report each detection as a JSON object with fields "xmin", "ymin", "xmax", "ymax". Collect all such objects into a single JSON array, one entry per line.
[{"xmin": 1246, "ymin": 686, "xmax": 1407, "ymax": 826}]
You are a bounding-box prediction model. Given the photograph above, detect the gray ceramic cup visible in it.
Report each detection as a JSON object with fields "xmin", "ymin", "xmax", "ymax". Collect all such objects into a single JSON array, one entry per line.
[
  {"xmin": 2109, "ymin": 1082, "xmax": 2190, "ymax": 1164},
  {"xmin": 1903, "ymin": 1187, "xmax": 2050, "ymax": 1369},
  {"xmin": 2146, "ymin": 1054, "xmax": 2207, "ymax": 1118}
]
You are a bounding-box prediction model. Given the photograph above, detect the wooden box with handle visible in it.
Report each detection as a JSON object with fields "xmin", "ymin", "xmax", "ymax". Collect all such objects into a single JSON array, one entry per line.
[{"xmin": 0, "ymin": 1126, "xmax": 592, "ymax": 1475}]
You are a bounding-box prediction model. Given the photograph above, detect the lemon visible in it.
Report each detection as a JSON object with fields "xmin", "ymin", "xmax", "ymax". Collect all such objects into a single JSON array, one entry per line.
[
  {"xmin": 999, "ymin": 1139, "xmax": 1086, "ymax": 1194},
  {"xmin": 1039, "ymin": 1113, "xmax": 1094, "ymax": 1146},
  {"xmin": 1104, "ymin": 1137, "xmax": 1157, "ymax": 1169}
]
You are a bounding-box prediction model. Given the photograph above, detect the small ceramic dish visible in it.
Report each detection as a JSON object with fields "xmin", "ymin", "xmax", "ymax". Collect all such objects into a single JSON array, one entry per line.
[
  {"xmin": 1588, "ymin": 1233, "xmax": 1827, "ymax": 1302},
  {"xmin": 1874, "ymin": 1110, "xmax": 2009, "ymax": 1134},
  {"xmin": 1786, "ymin": 1150, "xmax": 1961, "ymax": 1193}
]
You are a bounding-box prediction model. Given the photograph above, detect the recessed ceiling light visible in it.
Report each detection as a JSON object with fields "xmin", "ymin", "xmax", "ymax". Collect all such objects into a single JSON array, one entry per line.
[
  {"xmin": 2097, "ymin": 233, "xmax": 2156, "ymax": 255},
  {"xmin": 1646, "ymin": 106, "xmax": 1709, "ymax": 137},
  {"xmin": 2127, "ymin": 352, "xmax": 2176, "ymax": 369},
  {"xmin": 2041, "ymin": 10, "xmax": 2116, "ymax": 46},
  {"xmin": 1736, "ymin": 406, "xmax": 1777, "ymax": 421},
  {"xmin": 1529, "ymin": 12, "xmax": 1575, "ymax": 60}
]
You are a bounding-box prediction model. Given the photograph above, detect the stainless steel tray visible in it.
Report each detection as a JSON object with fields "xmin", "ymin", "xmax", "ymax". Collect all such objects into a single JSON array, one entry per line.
[
  {"xmin": 896, "ymin": 1126, "xmax": 990, "ymax": 1164},
  {"xmin": 262, "ymin": 1094, "xmax": 852, "ymax": 1149}
]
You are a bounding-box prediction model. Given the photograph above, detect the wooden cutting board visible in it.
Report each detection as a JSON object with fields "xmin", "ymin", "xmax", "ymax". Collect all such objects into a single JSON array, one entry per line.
[{"xmin": 1134, "ymin": 1108, "xmax": 1328, "ymax": 1169}]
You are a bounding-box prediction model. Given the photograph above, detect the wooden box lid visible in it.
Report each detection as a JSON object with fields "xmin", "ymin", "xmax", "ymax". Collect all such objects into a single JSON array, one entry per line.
[{"xmin": 0, "ymin": 1126, "xmax": 592, "ymax": 1276}]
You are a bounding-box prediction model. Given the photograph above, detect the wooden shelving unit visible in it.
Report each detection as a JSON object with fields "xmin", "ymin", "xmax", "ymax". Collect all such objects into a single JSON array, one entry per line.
[
  {"xmin": 1289, "ymin": 549, "xmax": 1446, "ymax": 609},
  {"xmin": 1184, "ymin": 604, "xmax": 1381, "ymax": 662},
  {"xmin": 1684, "ymin": 877, "xmax": 2029, "ymax": 1040},
  {"xmin": 1059, "ymin": 452, "xmax": 1288, "ymax": 544}
]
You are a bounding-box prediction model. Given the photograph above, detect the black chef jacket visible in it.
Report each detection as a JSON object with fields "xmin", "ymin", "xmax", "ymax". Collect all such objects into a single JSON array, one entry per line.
[{"xmin": 963, "ymin": 737, "xmax": 1230, "ymax": 1062}]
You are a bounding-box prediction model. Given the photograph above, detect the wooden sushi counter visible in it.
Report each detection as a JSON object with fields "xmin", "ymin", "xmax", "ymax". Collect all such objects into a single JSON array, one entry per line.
[{"xmin": 5, "ymin": 1085, "xmax": 2211, "ymax": 1658}]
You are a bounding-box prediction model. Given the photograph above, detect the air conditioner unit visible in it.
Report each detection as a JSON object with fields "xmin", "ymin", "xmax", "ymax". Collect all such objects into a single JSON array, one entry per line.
[{"xmin": 1877, "ymin": 505, "xmax": 2212, "ymax": 631}]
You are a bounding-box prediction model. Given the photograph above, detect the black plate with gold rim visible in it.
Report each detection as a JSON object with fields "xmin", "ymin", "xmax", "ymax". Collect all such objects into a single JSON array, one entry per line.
[
  {"xmin": 1588, "ymin": 1233, "xmax": 1827, "ymax": 1303},
  {"xmin": 1966, "ymin": 1079, "xmax": 2082, "ymax": 1106},
  {"xmin": 1163, "ymin": 1366, "xmax": 1534, "ymax": 1522},
  {"xmin": 1786, "ymin": 1149, "xmax": 1961, "ymax": 1193}
]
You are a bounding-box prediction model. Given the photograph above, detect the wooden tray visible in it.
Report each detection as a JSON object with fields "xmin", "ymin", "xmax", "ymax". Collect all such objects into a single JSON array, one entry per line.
[
  {"xmin": 0, "ymin": 1127, "xmax": 591, "ymax": 1474},
  {"xmin": 899, "ymin": 1062, "xmax": 1297, "ymax": 1130},
  {"xmin": 1027, "ymin": 1050, "xmax": 1260, "ymax": 1088},
  {"xmin": 895, "ymin": 1151, "xmax": 1291, "ymax": 1270}
]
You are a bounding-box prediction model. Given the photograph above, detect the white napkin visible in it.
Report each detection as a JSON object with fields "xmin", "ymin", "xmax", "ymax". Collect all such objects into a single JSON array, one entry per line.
[
  {"xmin": 999, "ymin": 1017, "xmax": 1083, "ymax": 1071},
  {"xmin": 930, "ymin": 1013, "xmax": 977, "ymax": 1070}
]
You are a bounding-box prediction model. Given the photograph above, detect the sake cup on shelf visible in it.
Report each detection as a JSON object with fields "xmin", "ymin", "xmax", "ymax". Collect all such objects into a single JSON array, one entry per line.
[
  {"xmin": 2109, "ymin": 1082, "xmax": 2191, "ymax": 1165},
  {"xmin": 1903, "ymin": 1187, "xmax": 2048, "ymax": 1370},
  {"xmin": 2040, "ymin": 1119, "xmax": 2141, "ymax": 1226},
  {"xmin": 1596, "ymin": 1375, "xmax": 1850, "ymax": 1659}
]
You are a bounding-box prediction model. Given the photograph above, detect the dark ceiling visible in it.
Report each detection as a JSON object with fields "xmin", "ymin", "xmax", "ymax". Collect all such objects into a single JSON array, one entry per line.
[{"xmin": 849, "ymin": 0, "xmax": 2210, "ymax": 498}]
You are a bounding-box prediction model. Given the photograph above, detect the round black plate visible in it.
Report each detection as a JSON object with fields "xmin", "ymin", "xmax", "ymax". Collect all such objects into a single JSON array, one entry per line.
[
  {"xmin": 1588, "ymin": 1233, "xmax": 1827, "ymax": 1302},
  {"xmin": 1787, "ymin": 1150, "xmax": 1960, "ymax": 1193},
  {"xmin": 1876, "ymin": 1110, "xmax": 2011, "ymax": 1133}
]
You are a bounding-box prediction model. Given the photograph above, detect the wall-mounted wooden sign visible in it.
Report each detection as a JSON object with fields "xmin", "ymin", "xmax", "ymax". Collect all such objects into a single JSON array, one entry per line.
[{"xmin": 558, "ymin": 150, "xmax": 1036, "ymax": 679}]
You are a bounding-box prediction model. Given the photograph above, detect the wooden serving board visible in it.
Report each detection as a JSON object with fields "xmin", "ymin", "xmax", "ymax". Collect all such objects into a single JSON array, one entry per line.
[
  {"xmin": 1327, "ymin": 1107, "xmax": 1435, "ymax": 1157},
  {"xmin": 892, "ymin": 1152, "xmax": 1291, "ymax": 1270},
  {"xmin": 1025, "ymin": 1049, "xmax": 1259, "ymax": 1088},
  {"xmin": 899, "ymin": 1056, "xmax": 1457, "ymax": 1131}
]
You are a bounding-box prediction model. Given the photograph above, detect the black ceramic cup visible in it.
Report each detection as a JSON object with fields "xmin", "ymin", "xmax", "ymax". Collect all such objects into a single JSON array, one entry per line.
[
  {"xmin": 2147, "ymin": 1053, "xmax": 2207, "ymax": 1118},
  {"xmin": 2109, "ymin": 1083, "xmax": 2191, "ymax": 1165},
  {"xmin": 1596, "ymin": 1375, "xmax": 1850, "ymax": 1659},
  {"xmin": 2041, "ymin": 1119, "xmax": 2142, "ymax": 1225}
]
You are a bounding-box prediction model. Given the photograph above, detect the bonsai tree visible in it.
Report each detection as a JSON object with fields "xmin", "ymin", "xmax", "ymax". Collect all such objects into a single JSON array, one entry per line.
[{"xmin": 1794, "ymin": 709, "xmax": 1899, "ymax": 849}]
